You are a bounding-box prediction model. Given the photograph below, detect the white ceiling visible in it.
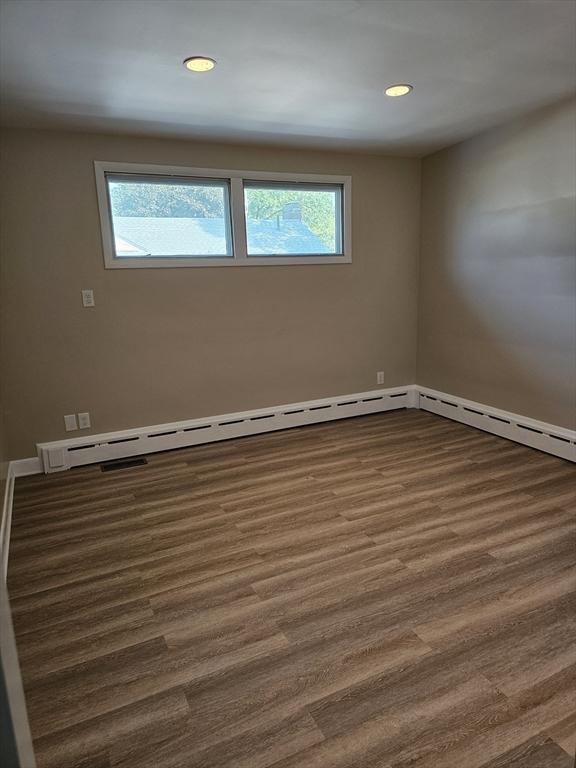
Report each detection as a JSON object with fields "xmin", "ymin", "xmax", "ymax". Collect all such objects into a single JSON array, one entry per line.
[{"xmin": 1, "ymin": 0, "xmax": 575, "ymax": 155}]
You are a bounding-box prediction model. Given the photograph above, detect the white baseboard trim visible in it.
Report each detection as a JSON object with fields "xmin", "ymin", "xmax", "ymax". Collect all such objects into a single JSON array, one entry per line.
[
  {"xmin": 0, "ymin": 576, "xmax": 37, "ymax": 768},
  {"xmin": 11, "ymin": 457, "xmax": 43, "ymax": 477},
  {"xmin": 1, "ymin": 474, "xmax": 37, "ymax": 768},
  {"xmin": 0, "ymin": 458, "xmax": 40, "ymax": 574},
  {"xmin": 37, "ymin": 386, "xmax": 418, "ymax": 473},
  {"xmin": 1, "ymin": 465, "xmax": 16, "ymax": 579},
  {"xmin": 419, "ymin": 387, "xmax": 575, "ymax": 463},
  {"xmin": 1, "ymin": 457, "xmax": 43, "ymax": 574}
]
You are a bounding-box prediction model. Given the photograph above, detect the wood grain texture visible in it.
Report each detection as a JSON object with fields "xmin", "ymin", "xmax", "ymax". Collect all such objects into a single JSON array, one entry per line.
[{"xmin": 8, "ymin": 409, "xmax": 576, "ymax": 768}]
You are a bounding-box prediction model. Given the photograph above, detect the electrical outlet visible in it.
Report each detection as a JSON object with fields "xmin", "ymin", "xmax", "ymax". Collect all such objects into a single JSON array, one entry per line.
[
  {"xmin": 77, "ymin": 412, "xmax": 91, "ymax": 429},
  {"xmin": 377, "ymin": 371, "xmax": 385, "ymax": 385},
  {"xmin": 64, "ymin": 414, "xmax": 78, "ymax": 431},
  {"xmin": 81, "ymin": 289, "xmax": 95, "ymax": 308}
]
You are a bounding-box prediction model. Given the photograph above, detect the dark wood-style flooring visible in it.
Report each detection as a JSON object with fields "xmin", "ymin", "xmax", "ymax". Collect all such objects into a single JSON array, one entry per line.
[{"xmin": 8, "ymin": 409, "xmax": 576, "ymax": 768}]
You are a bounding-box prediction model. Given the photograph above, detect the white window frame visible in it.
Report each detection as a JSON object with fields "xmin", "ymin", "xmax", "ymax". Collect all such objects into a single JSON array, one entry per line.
[{"xmin": 94, "ymin": 161, "xmax": 352, "ymax": 268}]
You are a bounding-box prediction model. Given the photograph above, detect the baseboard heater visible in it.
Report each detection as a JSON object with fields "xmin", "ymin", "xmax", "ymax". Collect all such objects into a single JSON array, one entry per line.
[
  {"xmin": 418, "ymin": 387, "xmax": 575, "ymax": 463},
  {"xmin": 37, "ymin": 386, "xmax": 417, "ymax": 473},
  {"xmin": 32, "ymin": 385, "xmax": 575, "ymax": 474}
]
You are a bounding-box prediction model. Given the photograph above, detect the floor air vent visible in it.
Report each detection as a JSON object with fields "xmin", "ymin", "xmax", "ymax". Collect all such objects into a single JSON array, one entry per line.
[{"xmin": 101, "ymin": 457, "xmax": 148, "ymax": 472}]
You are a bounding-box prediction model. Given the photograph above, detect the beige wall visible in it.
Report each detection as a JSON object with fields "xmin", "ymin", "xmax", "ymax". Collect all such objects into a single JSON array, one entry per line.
[
  {"xmin": 418, "ymin": 98, "xmax": 576, "ymax": 430},
  {"xmin": 0, "ymin": 128, "xmax": 420, "ymax": 459},
  {"xmin": 0, "ymin": 387, "xmax": 5, "ymax": 498},
  {"xmin": 0, "ymin": 264, "xmax": 6, "ymax": 493}
]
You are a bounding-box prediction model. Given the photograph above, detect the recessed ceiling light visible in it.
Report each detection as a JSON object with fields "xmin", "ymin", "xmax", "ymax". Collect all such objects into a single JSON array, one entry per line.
[
  {"xmin": 385, "ymin": 84, "xmax": 413, "ymax": 97},
  {"xmin": 183, "ymin": 56, "xmax": 216, "ymax": 73}
]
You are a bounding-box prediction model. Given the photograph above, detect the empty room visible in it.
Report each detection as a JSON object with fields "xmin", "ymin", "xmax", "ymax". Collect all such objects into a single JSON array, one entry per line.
[{"xmin": 0, "ymin": 0, "xmax": 575, "ymax": 766}]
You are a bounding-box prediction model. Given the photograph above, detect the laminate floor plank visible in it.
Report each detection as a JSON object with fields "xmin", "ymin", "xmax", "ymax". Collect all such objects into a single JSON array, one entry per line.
[
  {"xmin": 8, "ymin": 409, "xmax": 575, "ymax": 767},
  {"xmin": 546, "ymin": 712, "xmax": 576, "ymax": 756},
  {"xmin": 478, "ymin": 737, "xmax": 574, "ymax": 768}
]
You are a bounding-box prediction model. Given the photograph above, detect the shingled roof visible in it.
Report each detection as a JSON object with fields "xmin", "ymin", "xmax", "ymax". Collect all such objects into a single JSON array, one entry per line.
[{"xmin": 113, "ymin": 216, "xmax": 331, "ymax": 257}]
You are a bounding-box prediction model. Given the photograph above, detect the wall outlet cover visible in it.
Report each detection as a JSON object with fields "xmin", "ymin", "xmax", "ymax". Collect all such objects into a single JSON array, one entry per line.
[
  {"xmin": 77, "ymin": 412, "xmax": 91, "ymax": 429},
  {"xmin": 81, "ymin": 289, "xmax": 95, "ymax": 307},
  {"xmin": 64, "ymin": 414, "xmax": 78, "ymax": 431}
]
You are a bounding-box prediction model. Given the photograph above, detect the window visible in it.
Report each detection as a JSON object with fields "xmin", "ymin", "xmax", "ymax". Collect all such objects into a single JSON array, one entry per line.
[
  {"xmin": 95, "ymin": 162, "xmax": 351, "ymax": 268},
  {"xmin": 244, "ymin": 182, "xmax": 343, "ymax": 257},
  {"xmin": 107, "ymin": 176, "xmax": 233, "ymax": 259}
]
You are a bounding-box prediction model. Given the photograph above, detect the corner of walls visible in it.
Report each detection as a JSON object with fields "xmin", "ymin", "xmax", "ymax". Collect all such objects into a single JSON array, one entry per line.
[
  {"xmin": 415, "ymin": 97, "xmax": 576, "ymax": 430},
  {"xmin": 414, "ymin": 150, "xmax": 427, "ymax": 388}
]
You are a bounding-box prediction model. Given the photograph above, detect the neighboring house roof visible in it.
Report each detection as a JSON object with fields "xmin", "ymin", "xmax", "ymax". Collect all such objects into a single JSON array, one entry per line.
[{"xmin": 113, "ymin": 216, "xmax": 331, "ymax": 256}]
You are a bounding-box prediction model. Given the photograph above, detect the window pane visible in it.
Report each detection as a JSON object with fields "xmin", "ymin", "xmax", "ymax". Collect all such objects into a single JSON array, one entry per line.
[
  {"xmin": 244, "ymin": 183, "xmax": 342, "ymax": 256},
  {"xmin": 106, "ymin": 175, "xmax": 232, "ymax": 258}
]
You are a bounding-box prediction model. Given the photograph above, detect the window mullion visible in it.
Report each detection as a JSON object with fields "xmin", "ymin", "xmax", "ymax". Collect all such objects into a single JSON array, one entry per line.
[{"xmin": 230, "ymin": 177, "xmax": 248, "ymax": 261}]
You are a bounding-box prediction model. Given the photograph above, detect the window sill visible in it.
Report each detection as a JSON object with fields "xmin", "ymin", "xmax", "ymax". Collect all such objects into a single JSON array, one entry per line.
[{"xmin": 104, "ymin": 255, "xmax": 352, "ymax": 269}]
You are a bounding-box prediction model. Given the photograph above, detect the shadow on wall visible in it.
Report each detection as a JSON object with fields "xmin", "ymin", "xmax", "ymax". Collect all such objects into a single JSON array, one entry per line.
[
  {"xmin": 465, "ymin": 196, "xmax": 573, "ymax": 385},
  {"xmin": 419, "ymin": 183, "xmax": 576, "ymax": 429}
]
